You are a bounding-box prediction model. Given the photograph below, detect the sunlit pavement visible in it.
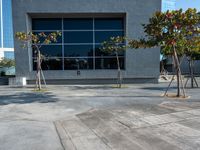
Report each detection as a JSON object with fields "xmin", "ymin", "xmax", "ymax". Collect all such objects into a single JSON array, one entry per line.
[{"xmin": 0, "ymin": 83, "xmax": 200, "ymax": 150}]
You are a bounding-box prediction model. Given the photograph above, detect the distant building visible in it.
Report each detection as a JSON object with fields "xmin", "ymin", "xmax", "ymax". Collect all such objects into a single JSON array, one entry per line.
[
  {"xmin": 162, "ymin": 0, "xmax": 176, "ymax": 12},
  {"xmin": 0, "ymin": 0, "xmax": 14, "ymax": 59}
]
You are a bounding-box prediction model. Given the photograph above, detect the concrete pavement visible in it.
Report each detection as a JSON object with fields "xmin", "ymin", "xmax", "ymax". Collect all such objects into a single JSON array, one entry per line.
[{"xmin": 0, "ymin": 83, "xmax": 200, "ymax": 150}]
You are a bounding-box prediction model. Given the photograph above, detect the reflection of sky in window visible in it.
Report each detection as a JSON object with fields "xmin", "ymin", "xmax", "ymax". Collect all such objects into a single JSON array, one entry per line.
[{"xmin": 2, "ymin": 0, "xmax": 13, "ymax": 48}]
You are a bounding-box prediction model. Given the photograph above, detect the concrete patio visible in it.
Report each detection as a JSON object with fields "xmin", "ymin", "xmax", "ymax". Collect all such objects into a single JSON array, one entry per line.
[{"xmin": 0, "ymin": 83, "xmax": 200, "ymax": 150}]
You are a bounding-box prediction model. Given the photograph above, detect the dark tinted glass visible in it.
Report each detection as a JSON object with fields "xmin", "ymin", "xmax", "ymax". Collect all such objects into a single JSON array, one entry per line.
[
  {"xmin": 95, "ymin": 44, "xmax": 125, "ymax": 56},
  {"xmin": 95, "ymin": 31, "xmax": 124, "ymax": 43},
  {"xmin": 64, "ymin": 58, "xmax": 93, "ymax": 70},
  {"xmin": 32, "ymin": 32, "xmax": 62, "ymax": 43},
  {"xmin": 32, "ymin": 18, "xmax": 62, "ymax": 30},
  {"xmin": 33, "ymin": 58, "xmax": 62, "ymax": 70},
  {"xmin": 64, "ymin": 18, "xmax": 93, "ymax": 30},
  {"xmin": 64, "ymin": 45, "xmax": 93, "ymax": 57},
  {"xmin": 95, "ymin": 18, "xmax": 124, "ymax": 30},
  {"xmin": 64, "ymin": 31, "xmax": 93, "ymax": 43},
  {"xmin": 95, "ymin": 57, "xmax": 124, "ymax": 69},
  {"xmin": 32, "ymin": 45, "xmax": 62, "ymax": 57}
]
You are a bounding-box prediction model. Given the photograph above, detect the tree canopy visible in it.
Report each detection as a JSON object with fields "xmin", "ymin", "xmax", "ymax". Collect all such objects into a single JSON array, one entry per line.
[
  {"xmin": 16, "ymin": 31, "xmax": 61, "ymax": 46},
  {"xmin": 129, "ymin": 8, "xmax": 200, "ymax": 57},
  {"xmin": 101, "ymin": 36, "xmax": 127, "ymax": 54},
  {"xmin": 128, "ymin": 8, "xmax": 200, "ymax": 97},
  {"xmin": 0, "ymin": 58, "xmax": 15, "ymax": 68}
]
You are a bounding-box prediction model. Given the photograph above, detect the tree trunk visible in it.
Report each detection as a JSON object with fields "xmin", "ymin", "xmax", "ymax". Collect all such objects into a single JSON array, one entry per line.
[
  {"xmin": 35, "ymin": 47, "xmax": 38, "ymax": 89},
  {"xmin": 115, "ymin": 51, "xmax": 122, "ymax": 88},
  {"xmin": 38, "ymin": 50, "xmax": 42, "ymax": 90},
  {"xmin": 185, "ymin": 57, "xmax": 198, "ymax": 88},
  {"xmin": 189, "ymin": 59, "xmax": 194, "ymax": 88},
  {"xmin": 176, "ymin": 65, "xmax": 181, "ymax": 97},
  {"xmin": 173, "ymin": 47, "xmax": 181, "ymax": 97},
  {"xmin": 35, "ymin": 47, "xmax": 42, "ymax": 91},
  {"xmin": 164, "ymin": 49, "xmax": 186, "ymax": 97}
]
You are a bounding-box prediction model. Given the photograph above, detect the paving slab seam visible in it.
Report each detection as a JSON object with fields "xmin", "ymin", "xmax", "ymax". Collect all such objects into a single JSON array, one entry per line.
[
  {"xmin": 76, "ymin": 109, "xmax": 186, "ymax": 131},
  {"xmin": 54, "ymin": 121, "xmax": 77, "ymax": 150},
  {"xmin": 81, "ymin": 122, "xmax": 114, "ymax": 150},
  {"xmin": 114, "ymin": 115, "xmax": 193, "ymax": 130},
  {"xmin": 53, "ymin": 121, "xmax": 66, "ymax": 150},
  {"xmin": 0, "ymin": 118, "xmax": 53, "ymax": 123},
  {"xmin": 116, "ymin": 120, "xmax": 132, "ymax": 128},
  {"xmin": 61, "ymin": 117, "xmax": 113, "ymax": 150}
]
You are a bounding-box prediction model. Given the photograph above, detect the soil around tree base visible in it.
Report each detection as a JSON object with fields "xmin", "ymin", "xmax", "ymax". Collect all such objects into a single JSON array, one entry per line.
[{"xmin": 161, "ymin": 93, "xmax": 190, "ymax": 99}]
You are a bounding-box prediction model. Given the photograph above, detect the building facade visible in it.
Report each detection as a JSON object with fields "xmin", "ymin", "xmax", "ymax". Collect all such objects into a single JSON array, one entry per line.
[
  {"xmin": 0, "ymin": 0, "xmax": 14, "ymax": 59},
  {"xmin": 12, "ymin": 0, "xmax": 161, "ymax": 84}
]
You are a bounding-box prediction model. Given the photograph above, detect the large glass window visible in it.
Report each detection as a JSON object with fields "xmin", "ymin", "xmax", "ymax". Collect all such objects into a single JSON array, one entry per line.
[
  {"xmin": 95, "ymin": 18, "xmax": 124, "ymax": 30},
  {"xmin": 32, "ymin": 18, "xmax": 62, "ymax": 70},
  {"xmin": 95, "ymin": 31, "xmax": 124, "ymax": 44},
  {"xmin": 95, "ymin": 44, "xmax": 124, "ymax": 57},
  {"xmin": 64, "ymin": 58, "xmax": 93, "ymax": 70},
  {"xmin": 95, "ymin": 57, "xmax": 124, "ymax": 69},
  {"xmin": 64, "ymin": 45, "xmax": 93, "ymax": 57},
  {"xmin": 32, "ymin": 45, "xmax": 62, "ymax": 57},
  {"xmin": 33, "ymin": 58, "xmax": 62, "ymax": 70},
  {"xmin": 4, "ymin": 51, "xmax": 14, "ymax": 59},
  {"xmin": 33, "ymin": 32, "xmax": 62, "ymax": 43},
  {"xmin": 32, "ymin": 17, "xmax": 125, "ymax": 70},
  {"xmin": 32, "ymin": 18, "xmax": 62, "ymax": 30},
  {"xmin": 64, "ymin": 31, "xmax": 93, "ymax": 43},
  {"xmin": 64, "ymin": 18, "xmax": 93, "ymax": 30}
]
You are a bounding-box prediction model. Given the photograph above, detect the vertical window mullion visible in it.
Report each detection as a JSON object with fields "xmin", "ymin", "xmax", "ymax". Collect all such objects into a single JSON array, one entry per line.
[
  {"xmin": 93, "ymin": 18, "xmax": 95, "ymax": 70},
  {"xmin": 62, "ymin": 18, "xmax": 64, "ymax": 70}
]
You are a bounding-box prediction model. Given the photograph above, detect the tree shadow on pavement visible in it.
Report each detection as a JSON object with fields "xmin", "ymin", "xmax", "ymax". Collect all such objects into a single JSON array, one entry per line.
[{"xmin": 0, "ymin": 92, "xmax": 58, "ymax": 105}]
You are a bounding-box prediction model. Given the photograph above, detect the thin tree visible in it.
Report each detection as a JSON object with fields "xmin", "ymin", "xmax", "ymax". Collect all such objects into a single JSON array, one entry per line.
[
  {"xmin": 102, "ymin": 36, "xmax": 127, "ymax": 88},
  {"xmin": 129, "ymin": 9, "xmax": 200, "ymax": 97},
  {"xmin": 184, "ymin": 38, "xmax": 200, "ymax": 88},
  {"xmin": 15, "ymin": 31, "xmax": 61, "ymax": 90}
]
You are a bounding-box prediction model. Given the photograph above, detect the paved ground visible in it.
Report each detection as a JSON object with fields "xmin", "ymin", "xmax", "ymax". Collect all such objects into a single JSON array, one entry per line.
[{"xmin": 0, "ymin": 82, "xmax": 200, "ymax": 150}]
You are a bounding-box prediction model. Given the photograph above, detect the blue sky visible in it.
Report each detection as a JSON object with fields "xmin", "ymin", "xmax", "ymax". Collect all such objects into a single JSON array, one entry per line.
[{"xmin": 176, "ymin": 0, "xmax": 200, "ymax": 11}]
